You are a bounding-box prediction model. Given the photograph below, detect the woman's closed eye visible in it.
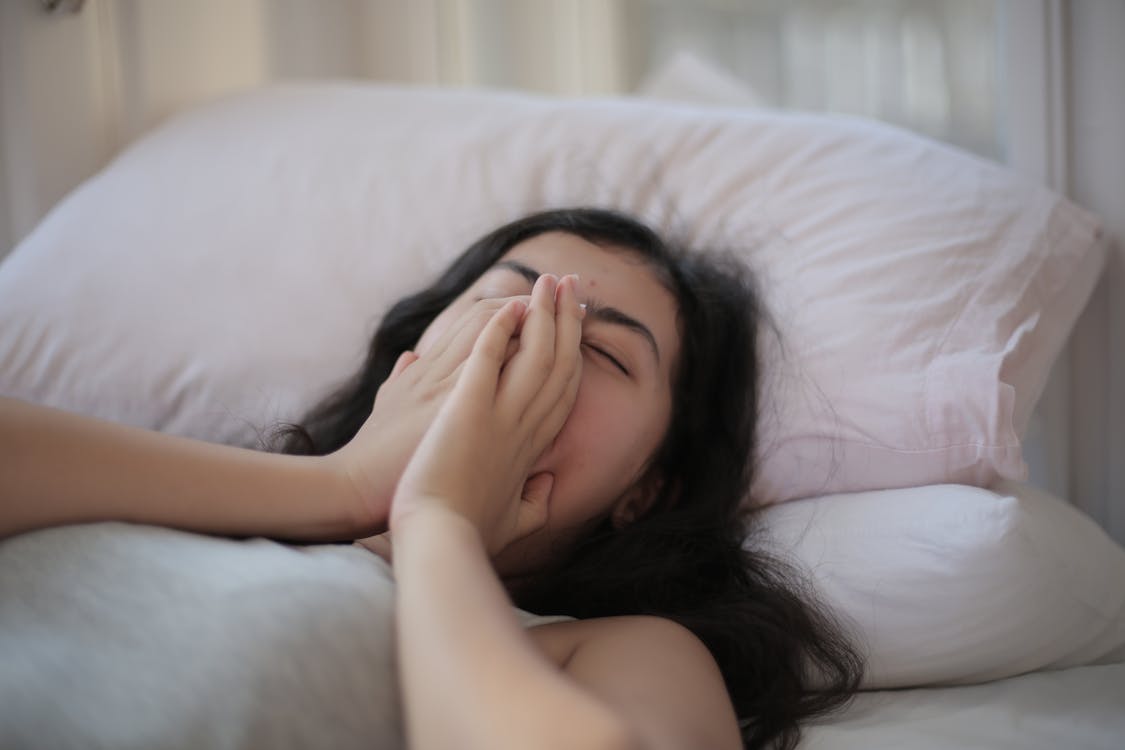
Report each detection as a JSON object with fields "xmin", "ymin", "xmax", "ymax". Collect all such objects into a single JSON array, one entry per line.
[{"xmin": 582, "ymin": 342, "xmax": 629, "ymax": 376}]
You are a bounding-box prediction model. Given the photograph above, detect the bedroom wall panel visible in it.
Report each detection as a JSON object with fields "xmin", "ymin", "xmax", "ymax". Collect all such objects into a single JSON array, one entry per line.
[
  {"xmin": 1001, "ymin": 0, "xmax": 1125, "ymax": 545},
  {"xmin": 112, "ymin": 0, "xmax": 271, "ymax": 142},
  {"xmin": 265, "ymin": 0, "xmax": 368, "ymax": 79},
  {"xmin": 0, "ymin": 0, "xmax": 118, "ymax": 256},
  {"xmin": 0, "ymin": 0, "xmax": 276, "ymax": 257},
  {"xmin": 1002, "ymin": 0, "xmax": 1072, "ymax": 504},
  {"xmin": 1066, "ymin": 0, "xmax": 1125, "ymax": 543}
]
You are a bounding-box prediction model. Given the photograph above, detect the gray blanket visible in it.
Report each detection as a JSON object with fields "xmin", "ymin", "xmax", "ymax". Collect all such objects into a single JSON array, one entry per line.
[{"xmin": 0, "ymin": 523, "xmax": 560, "ymax": 749}]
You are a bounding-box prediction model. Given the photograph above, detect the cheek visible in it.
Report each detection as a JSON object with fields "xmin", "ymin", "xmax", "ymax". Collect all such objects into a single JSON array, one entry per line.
[{"xmin": 552, "ymin": 378, "xmax": 664, "ymax": 502}]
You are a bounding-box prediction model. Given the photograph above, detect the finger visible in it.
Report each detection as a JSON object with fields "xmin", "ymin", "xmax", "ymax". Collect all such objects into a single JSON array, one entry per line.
[
  {"xmin": 525, "ymin": 273, "xmax": 584, "ymax": 431},
  {"xmin": 550, "ymin": 273, "xmax": 584, "ymax": 398},
  {"xmin": 532, "ymin": 344, "xmax": 582, "ymax": 452},
  {"xmin": 428, "ymin": 296, "xmax": 531, "ymax": 382},
  {"xmin": 498, "ymin": 274, "xmax": 558, "ymax": 415},
  {"xmin": 456, "ymin": 298, "xmax": 528, "ymax": 402},
  {"xmin": 389, "ymin": 350, "xmax": 419, "ymax": 380},
  {"xmin": 424, "ymin": 299, "xmax": 504, "ymax": 376},
  {"xmin": 514, "ymin": 472, "xmax": 553, "ymax": 541},
  {"xmin": 502, "ymin": 336, "xmax": 520, "ymax": 367},
  {"xmin": 373, "ymin": 349, "xmax": 421, "ymax": 408}
]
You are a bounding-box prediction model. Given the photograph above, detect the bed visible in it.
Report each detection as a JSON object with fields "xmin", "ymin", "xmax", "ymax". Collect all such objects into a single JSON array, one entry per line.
[{"xmin": 1, "ymin": 82, "xmax": 1123, "ymax": 748}]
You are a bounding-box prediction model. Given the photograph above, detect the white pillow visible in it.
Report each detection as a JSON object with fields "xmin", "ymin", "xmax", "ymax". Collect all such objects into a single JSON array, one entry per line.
[
  {"xmin": 0, "ymin": 83, "xmax": 1104, "ymax": 503},
  {"xmin": 758, "ymin": 480, "xmax": 1125, "ymax": 688}
]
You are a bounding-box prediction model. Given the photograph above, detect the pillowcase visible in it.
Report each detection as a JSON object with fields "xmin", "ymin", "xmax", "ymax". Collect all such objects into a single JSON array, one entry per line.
[
  {"xmin": 757, "ymin": 480, "xmax": 1125, "ymax": 688},
  {"xmin": 0, "ymin": 83, "xmax": 1104, "ymax": 503}
]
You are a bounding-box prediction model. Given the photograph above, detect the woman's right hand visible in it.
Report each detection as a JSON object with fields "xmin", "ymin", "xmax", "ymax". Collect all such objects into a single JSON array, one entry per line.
[
  {"xmin": 389, "ymin": 274, "xmax": 583, "ymax": 557},
  {"xmin": 327, "ymin": 296, "xmax": 529, "ymax": 536}
]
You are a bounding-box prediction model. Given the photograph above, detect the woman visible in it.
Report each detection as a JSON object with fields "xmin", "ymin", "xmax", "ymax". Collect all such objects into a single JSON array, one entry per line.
[{"xmin": 2, "ymin": 208, "xmax": 861, "ymax": 749}]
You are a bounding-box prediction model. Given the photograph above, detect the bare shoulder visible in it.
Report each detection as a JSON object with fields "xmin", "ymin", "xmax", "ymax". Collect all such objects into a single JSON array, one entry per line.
[{"xmin": 528, "ymin": 616, "xmax": 742, "ymax": 750}]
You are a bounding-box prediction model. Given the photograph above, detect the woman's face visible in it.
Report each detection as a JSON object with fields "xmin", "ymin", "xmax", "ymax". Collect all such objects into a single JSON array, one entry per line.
[{"xmin": 414, "ymin": 232, "xmax": 681, "ymax": 575}]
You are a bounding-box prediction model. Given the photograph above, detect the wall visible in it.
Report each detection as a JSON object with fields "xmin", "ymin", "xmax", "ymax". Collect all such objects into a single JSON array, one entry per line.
[
  {"xmin": 1066, "ymin": 0, "xmax": 1125, "ymax": 540},
  {"xmin": 0, "ymin": 1, "xmax": 116, "ymax": 255}
]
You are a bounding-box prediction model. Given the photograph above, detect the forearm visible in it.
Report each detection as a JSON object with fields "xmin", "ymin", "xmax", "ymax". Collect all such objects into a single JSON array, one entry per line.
[
  {"xmin": 393, "ymin": 507, "xmax": 638, "ymax": 750},
  {"xmin": 0, "ymin": 397, "xmax": 362, "ymax": 541}
]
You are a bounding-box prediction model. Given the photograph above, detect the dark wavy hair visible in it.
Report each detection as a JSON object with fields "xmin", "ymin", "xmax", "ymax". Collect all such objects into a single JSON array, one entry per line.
[{"xmin": 276, "ymin": 208, "xmax": 862, "ymax": 749}]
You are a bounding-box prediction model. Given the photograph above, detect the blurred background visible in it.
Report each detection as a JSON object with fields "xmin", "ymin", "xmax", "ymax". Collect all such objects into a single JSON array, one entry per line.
[
  {"xmin": 0, "ymin": 0, "xmax": 1077, "ymax": 256},
  {"xmin": 4, "ymin": 1, "xmax": 1121, "ymax": 253}
]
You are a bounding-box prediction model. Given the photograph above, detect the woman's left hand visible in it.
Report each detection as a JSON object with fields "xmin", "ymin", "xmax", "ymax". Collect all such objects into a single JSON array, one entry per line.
[{"xmin": 389, "ymin": 273, "xmax": 584, "ymax": 556}]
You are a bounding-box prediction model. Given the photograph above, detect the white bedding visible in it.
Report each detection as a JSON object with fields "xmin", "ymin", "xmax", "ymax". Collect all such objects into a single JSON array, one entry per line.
[
  {"xmin": 0, "ymin": 524, "xmax": 405, "ymax": 750},
  {"xmin": 801, "ymin": 662, "xmax": 1125, "ymax": 749},
  {"xmin": 0, "ymin": 523, "xmax": 561, "ymax": 750},
  {"xmin": 2, "ymin": 523, "xmax": 1122, "ymax": 749}
]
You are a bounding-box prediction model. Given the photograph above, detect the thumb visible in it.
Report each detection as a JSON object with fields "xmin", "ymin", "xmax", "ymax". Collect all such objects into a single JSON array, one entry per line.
[
  {"xmin": 390, "ymin": 350, "xmax": 419, "ymax": 380},
  {"xmin": 514, "ymin": 472, "xmax": 554, "ymax": 539}
]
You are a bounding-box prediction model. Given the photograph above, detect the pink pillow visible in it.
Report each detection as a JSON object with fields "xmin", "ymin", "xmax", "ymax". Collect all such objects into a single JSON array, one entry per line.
[{"xmin": 0, "ymin": 84, "xmax": 1105, "ymax": 503}]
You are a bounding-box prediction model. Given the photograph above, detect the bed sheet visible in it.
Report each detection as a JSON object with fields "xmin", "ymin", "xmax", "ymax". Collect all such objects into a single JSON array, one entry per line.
[
  {"xmin": 803, "ymin": 661, "xmax": 1125, "ymax": 749},
  {"xmin": 3, "ymin": 523, "xmax": 1122, "ymax": 749}
]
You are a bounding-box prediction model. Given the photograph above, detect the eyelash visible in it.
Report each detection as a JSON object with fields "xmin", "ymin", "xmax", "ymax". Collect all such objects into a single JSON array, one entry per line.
[{"xmin": 584, "ymin": 343, "xmax": 629, "ymax": 375}]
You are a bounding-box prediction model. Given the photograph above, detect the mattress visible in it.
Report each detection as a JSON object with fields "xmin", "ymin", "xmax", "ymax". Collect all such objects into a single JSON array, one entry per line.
[{"xmin": 802, "ymin": 661, "xmax": 1125, "ymax": 749}]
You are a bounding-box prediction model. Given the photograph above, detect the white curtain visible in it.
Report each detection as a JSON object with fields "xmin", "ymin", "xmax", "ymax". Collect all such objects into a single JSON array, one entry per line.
[
  {"xmin": 261, "ymin": 0, "xmax": 1002, "ymax": 157},
  {"xmin": 66, "ymin": 0, "xmax": 1003, "ymax": 157}
]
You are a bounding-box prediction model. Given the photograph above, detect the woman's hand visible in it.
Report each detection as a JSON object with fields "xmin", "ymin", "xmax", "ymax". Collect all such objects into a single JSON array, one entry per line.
[
  {"xmin": 326, "ymin": 296, "xmax": 529, "ymax": 536},
  {"xmin": 390, "ymin": 273, "xmax": 584, "ymax": 556},
  {"xmin": 387, "ymin": 275, "xmax": 644, "ymax": 750}
]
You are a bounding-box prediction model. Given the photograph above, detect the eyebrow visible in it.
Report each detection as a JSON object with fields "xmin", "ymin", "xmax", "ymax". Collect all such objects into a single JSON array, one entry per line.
[{"xmin": 493, "ymin": 260, "xmax": 662, "ymax": 364}]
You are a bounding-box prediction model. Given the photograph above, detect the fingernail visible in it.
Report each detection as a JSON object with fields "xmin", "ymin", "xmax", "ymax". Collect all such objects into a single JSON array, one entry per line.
[{"xmin": 578, "ymin": 302, "xmax": 587, "ymax": 319}]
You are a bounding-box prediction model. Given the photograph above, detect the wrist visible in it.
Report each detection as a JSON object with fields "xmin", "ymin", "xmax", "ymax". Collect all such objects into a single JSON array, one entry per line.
[
  {"xmin": 316, "ymin": 452, "xmax": 390, "ymax": 539},
  {"xmin": 242, "ymin": 453, "xmax": 371, "ymax": 542},
  {"xmin": 391, "ymin": 503, "xmax": 495, "ymax": 597},
  {"xmin": 391, "ymin": 502, "xmax": 483, "ymax": 553}
]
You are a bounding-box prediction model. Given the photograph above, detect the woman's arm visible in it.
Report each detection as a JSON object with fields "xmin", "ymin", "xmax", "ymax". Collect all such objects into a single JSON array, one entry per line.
[
  {"xmin": 376, "ymin": 510, "xmax": 742, "ymax": 750},
  {"xmin": 394, "ymin": 507, "xmax": 640, "ymax": 750},
  {"xmin": 0, "ymin": 397, "xmax": 363, "ymax": 541},
  {"xmin": 389, "ymin": 275, "xmax": 645, "ymax": 749},
  {"xmin": 0, "ymin": 294, "xmax": 533, "ymax": 542}
]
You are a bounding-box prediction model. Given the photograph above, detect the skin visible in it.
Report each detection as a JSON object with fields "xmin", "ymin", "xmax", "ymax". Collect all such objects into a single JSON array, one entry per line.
[
  {"xmin": 0, "ymin": 233, "xmax": 742, "ymax": 749},
  {"xmin": 388, "ymin": 268, "xmax": 741, "ymax": 750},
  {"xmin": 412, "ymin": 232, "xmax": 682, "ymax": 575}
]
